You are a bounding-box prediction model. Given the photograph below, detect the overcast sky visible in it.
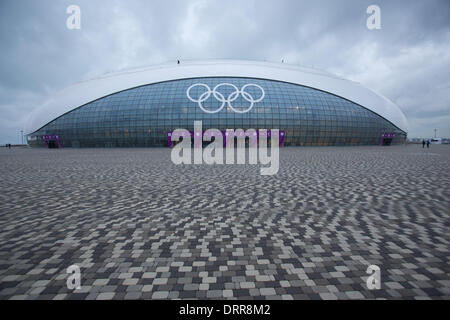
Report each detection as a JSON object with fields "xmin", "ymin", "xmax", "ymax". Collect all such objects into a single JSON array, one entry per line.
[{"xmin": 1, "ymin": 0, "xmax": 449, "ymax": 144}]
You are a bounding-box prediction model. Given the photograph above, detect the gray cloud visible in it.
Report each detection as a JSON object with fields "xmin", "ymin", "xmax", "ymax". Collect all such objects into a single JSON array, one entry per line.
[{"xmin": 0, "ymin": 0, "xmax": 449, "ymax": 143}]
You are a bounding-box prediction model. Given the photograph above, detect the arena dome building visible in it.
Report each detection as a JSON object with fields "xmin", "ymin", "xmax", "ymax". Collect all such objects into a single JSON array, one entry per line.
[{"xmin": 25, "ymin": 59, "xmax": 408, "ymax": 148}]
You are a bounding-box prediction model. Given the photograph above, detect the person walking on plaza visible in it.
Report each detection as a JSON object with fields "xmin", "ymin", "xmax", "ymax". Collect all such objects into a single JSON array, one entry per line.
[
  {"xmin": 426, "ymin": 139, "xmax": 430, "ymax": 148},
  {"xmin": 422, "ymin": 139, "xmax": 425, "ymax": 148}
]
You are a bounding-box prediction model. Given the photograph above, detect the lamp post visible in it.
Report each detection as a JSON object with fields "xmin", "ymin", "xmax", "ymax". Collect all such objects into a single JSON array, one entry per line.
[{"xmin": 20, "ymin": 130, "xmax": 23, "ymax": 145}]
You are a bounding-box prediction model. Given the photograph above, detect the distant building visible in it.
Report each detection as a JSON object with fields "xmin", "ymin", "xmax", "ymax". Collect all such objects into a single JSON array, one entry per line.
[
  {"xmin": 430, "ymin": 138, "xmax": 442, "ymax": 144},
  {"xmin": 25, "ymin": 60, "xmax": 408, "ymax": 148},
  {"xmin": 408, "ymin": 138, "xmax": 423, "ymax": 144}
]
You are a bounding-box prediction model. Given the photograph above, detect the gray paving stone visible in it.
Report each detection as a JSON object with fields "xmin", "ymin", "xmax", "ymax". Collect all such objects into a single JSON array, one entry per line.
[
  {"xmin": 346, "ymin": 291, "xmax": 365, "ymax": 299},
  {"xmin": 124, "ymin": 292, "xmax": 142, "ymax": 300},
  {"xmin": 260, "ymin": 288, "xmax": 277, "ymax": 296},
  {"xmin": 97, "ymin": 292, "xmax": 115, "ymax": 300},
  {"xmin": 206, "ymin": 290, "xmax": 223, "ymax": 298},
  {"xmin": 319, "ymin": 292, "xmax": 338, "ymax": 300},
  {"xmin": 152, "ymin": 291, "xmax": 169, "ymax": 299}
]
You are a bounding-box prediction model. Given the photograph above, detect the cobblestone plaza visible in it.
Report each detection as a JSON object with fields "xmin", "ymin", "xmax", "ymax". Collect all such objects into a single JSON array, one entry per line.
[{"xmin": 0, "ymin": 145, "xmax": 449, "ymax": 300}]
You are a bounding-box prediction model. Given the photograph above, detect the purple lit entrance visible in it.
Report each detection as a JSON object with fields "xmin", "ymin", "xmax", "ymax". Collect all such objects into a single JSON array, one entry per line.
[
  {"xmin": 379, "ymin": 133, "xmax": 395, "ymax": 146},
  {"xmin": 166, "ymin": 130, "xmax": 285, "ymax": 148},
  {"xmin": 42, "ymin": 135, "xmax": 61, "ymax": 148}
]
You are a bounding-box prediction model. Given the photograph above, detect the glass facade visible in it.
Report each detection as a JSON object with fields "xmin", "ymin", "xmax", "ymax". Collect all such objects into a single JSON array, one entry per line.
[{"xmin": 28, "ymin": 77, "xmax": 406, "ymax": 147}]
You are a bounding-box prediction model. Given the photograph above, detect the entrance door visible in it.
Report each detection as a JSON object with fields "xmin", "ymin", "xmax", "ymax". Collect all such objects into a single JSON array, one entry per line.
[
  {"xmin": 47, "ymin": 140, "xmax": 59, "ymax": 148},
  {"xmin": 381, "ymin": 138, "xmax": 392, "ymax": 146}
]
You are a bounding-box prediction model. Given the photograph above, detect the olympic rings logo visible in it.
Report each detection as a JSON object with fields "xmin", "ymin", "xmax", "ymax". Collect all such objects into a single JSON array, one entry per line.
[{"xmin": 186, "ymin": 83, "xmax": 265, "ymax": 114}]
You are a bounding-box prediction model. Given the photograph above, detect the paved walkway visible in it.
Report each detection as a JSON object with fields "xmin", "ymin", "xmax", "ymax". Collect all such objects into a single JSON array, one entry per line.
[{"xmin": 0, "ymin": 145, "xmax": 449, "ymax": 299}]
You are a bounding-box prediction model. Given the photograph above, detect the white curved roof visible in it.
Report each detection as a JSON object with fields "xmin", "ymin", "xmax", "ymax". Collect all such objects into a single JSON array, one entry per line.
[{"xmin": 25, "ymin": 59, "xmax": 408, "ymax": 134}]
